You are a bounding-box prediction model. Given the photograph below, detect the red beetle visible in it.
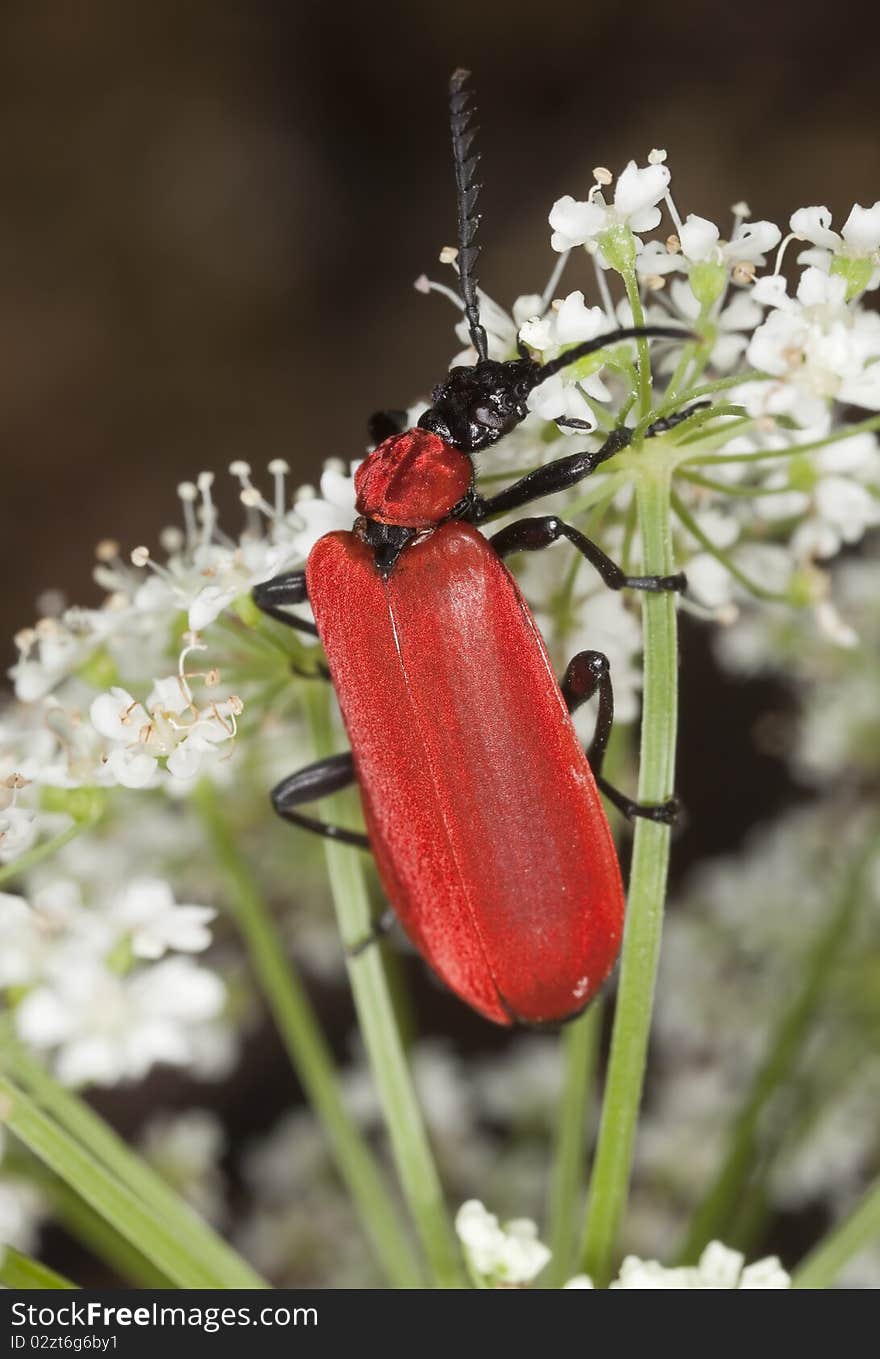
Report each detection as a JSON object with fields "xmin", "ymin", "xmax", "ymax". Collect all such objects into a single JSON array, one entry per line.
[{"xmin": 254, "ymin": 71, "xmax": 688, "ymax": 1025}]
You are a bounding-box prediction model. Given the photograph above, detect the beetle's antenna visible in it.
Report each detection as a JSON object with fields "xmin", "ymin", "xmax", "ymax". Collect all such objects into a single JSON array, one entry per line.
[
  {"xmin": 449, "ymin": 68, "xmax": 489, "ymax": 364},
  {"xmin": 528, "ymin": 326, "xmax": 694, "ymax": 390}
]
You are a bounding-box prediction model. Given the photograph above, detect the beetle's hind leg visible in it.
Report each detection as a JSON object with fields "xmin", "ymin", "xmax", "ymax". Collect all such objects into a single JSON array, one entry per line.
[
  {"xmin": 273, "ymin": 755, "xmax": 396, "ymax": 955},
  {"xmin": 271, "ymin": 752, "xmax": 370, "ymax": 848},
  {"xmin": 561, "ymin": 650, "xmax": 679, "ymax": 825},
  {"xmin": 491, "ymin": 516, "xmax": 686, "ymax": 594}
]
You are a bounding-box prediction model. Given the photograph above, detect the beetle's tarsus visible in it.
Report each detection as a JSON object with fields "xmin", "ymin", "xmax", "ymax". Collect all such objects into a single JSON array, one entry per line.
[
  {"xmin": 347, "ymin": 909, "xmax": 396, "ymax": 957},
  {"xmin": 597, "ymin": 778, "xmax": 681, "ymax": 824},
  {"xmin": 645, "ymin": 400, "xmax": 712, "ymax": 438}
]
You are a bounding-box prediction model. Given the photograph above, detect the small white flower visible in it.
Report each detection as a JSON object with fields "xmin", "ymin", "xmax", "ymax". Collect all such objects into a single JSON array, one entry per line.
[
  {"xmin": 521, "ymin": 291, "xmax": 616, "ymax": 432},
  {"xmin": 678, "ymin": 213, "xmax": 781, "ymax": 268},
  {"xmin": 686, "ymin": 554, "xmax": 735, "ymax": 610},
  {"xmin": 110, "ymin": 877, "xmax": 215, "ymax": 960},
  {"xmin": 0, "ymin": 1178, "xmax": 46, "ymax": 1254},
  {"xmin": 88, "ymin": 652, "xmax": 243, "ymax": 791},
  {"xmin": 289, "ymin": 461, "xmax": 359, "ymax": 559},
  {"xmin": 659, "ymin": 279, "xmax": 763, "ymax": 371},
  {"xmin": 15, "ymin": 956, "xmax": 228, "ymax": 1088},
  {"xmin": 0, "ymin": 893, "xmax": 46, "ymax": 987},
  {"xmin": 549, "ymin": 160, "xmax": 670, "ymax": 262},
  {"xmin": 455, "ymin": 1200, "xmax": 551, "ymax": 1286},
  {"xmin": 747, "ymin": 266, "xmax": 880, "ymax": 424},
  {"xmin": 791, "ymin": 203, "xmax": 880, "ymax": 289},
  {"xmin": 0, "ymin": 804, "xmax": 37, "ymax": 863}
]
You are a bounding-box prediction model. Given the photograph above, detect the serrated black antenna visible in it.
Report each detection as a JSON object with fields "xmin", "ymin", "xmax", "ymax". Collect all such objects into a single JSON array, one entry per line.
[{"xmin": 449, "ymin": 69, "xmax": 489, "ymax": 364}]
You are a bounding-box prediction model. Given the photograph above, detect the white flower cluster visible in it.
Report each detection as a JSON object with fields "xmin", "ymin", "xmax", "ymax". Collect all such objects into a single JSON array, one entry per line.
[
  {"xmin": 422, "ymin": 156, "xmax": 880, "ymax": 651},
  {"xmin": 642, "ymin": 802, "xmax": 880, "ymax": 1236},
  {"xmin": 10, "ymin": 460, "xmax": 356, "ymax": 707},
  {"xmin": 456, "ymin": 1199, "xmax": 551, "ymax": 1286},
  {"xmin": 455, "ymin": 1200, "xmax": 789, "ymax": 1289},
  {"xmin": 568, "ymin": 1240, "xmax": 790, "ymax": 1289},
  {"xmin": 0, "ymin": 875, "xmax": 229, "ymax": 1086}
]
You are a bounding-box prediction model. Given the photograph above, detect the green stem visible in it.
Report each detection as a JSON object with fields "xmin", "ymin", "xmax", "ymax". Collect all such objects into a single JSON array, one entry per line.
[
  {"xmin": 621, "ymin": 271, "xmax": 651, "ymax": 419},
  {"xmin": 0, "ymin": 822, "xmax": 88, "ymax": 889},
  {"xmin": 580, "ymin": 456, "xmax": 679, "ymax": 1286},
  {"xmin": 305, "ymin": 686, "xmax": 465, "ymax": 1289},
  {"xmin": 193, "ymin": 780, "xmax": 420, "ymax": 1290},
  {"xmin": 0, "ymin": 1246, "xmax": 76, "ymax": 1290},
  {"xmin": 0, "ymin": 1075, "xmax": 239, "ymax": 1289},
  {"xmin": 649, "ymin": 370, "xmax": 770, "ymax": 425},
  {"xmin": 792, "ymin": 1177, "xmax": 880, "ymax": 1289},
  {"xmin": 49, "ymin": 1178, "xmax": 175, "ymax": 1286},
  {"xmin": 677, "ymin": 833, "xmax": 877, "ymax": 1263},
  {"xmin": 1, "ymin": 1040, "xmax": 264, "ymax": 1289},
  {"xmin": 545, "ymin": 1003, "xmax": 603, "ymax": 1287},
  {"xmin": 662, "ymin": 340, "xmax": 699, "ymax": 406}
]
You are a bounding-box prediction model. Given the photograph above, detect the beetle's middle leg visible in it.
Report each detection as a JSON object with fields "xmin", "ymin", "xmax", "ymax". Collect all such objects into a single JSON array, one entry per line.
[
  {"xmin": 561, "ymin": 650, "xmax": 678, "ymax": 824},
  {"xmin": 252, "ymin": 572, "xmax": 330, "ymax": 681},
  {"xmin": 252, "ymin": 571, "xmax": 319, "ymax": 637},
  {"xmin": 271, "ymin": 752, "xmax": 370, "ymax": 848},
  {"xmin": 490, "ymin": 516, "xmax": 686, "ymax": 593}
]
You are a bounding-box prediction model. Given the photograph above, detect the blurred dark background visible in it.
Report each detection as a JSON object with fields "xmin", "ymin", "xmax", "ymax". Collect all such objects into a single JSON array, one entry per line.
[{"xmin": 1, "ymin": 0, "xmax": 878, "ymax": 1283}]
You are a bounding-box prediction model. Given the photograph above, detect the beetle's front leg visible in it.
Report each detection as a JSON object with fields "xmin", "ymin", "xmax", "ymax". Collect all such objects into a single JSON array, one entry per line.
[
  {"xmin": 252, "ymin": 571, "xmax": 319, "ymax": 637},
  {"xmin": 271, "ymin": 752, "xmax": 370, "ymax": 848},
  {"xmin": 561, "ymin": 649, "xmax": 679, "ymax": 825},
  {"xmin": 470, "ymin": 426, "xmax": 633, "ymax": 522},
  {"xmin": 490, "ymin": 516, "xmax": 686, "ymax": 594},
  {"xmin": 368, "ymin": 409, "xmax": 409, "ymax": 444}
]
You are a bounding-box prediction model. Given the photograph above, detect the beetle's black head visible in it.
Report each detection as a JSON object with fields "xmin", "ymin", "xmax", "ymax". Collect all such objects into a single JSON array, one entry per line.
[
  {"xmin": 418, "ymin": 356, "xmax": 540, "ymax": 454},
  {"xmin": 427, "ymin": 72, "xmax": 690, "ymax": 457}
]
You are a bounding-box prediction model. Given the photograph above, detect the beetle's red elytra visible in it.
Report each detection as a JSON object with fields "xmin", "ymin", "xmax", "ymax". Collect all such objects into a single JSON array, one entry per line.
[{"xmin": 307, "ymin": 517, "xmax": 625, "ymax": 1025}]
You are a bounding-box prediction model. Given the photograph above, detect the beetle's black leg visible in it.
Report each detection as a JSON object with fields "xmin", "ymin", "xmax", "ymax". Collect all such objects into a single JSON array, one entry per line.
[
  {"xmin": 368, "ymin": 409, "xmax": 409, "ymax": 444},
  {"xmin": 491, "ymin": 516, "xmax": 686, "ymax": 593},
  {"xmin": 559, "ymin": 649, "xmax": 607, "ymax": 715},
  {"xmin": 645, "ymin": 400, "xmax": 712, "ymax": 438},
  {"xmin": 252, "ymin": 572, "xmax": 319, "ymax": 637},
  {"xmin": 561, "ymin": 649, "xmax": 679, "ymax": 824},
  {"xmin": 271, "ymin": 752, "xmax": 369, "ymax": 848},
  {"xmin": 348, "ymin": 909, "xmax": 396, "ymax": 957},
  {"xmin": 470, "ymin": 426, "xmax": 632, "ymax": 522}
]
